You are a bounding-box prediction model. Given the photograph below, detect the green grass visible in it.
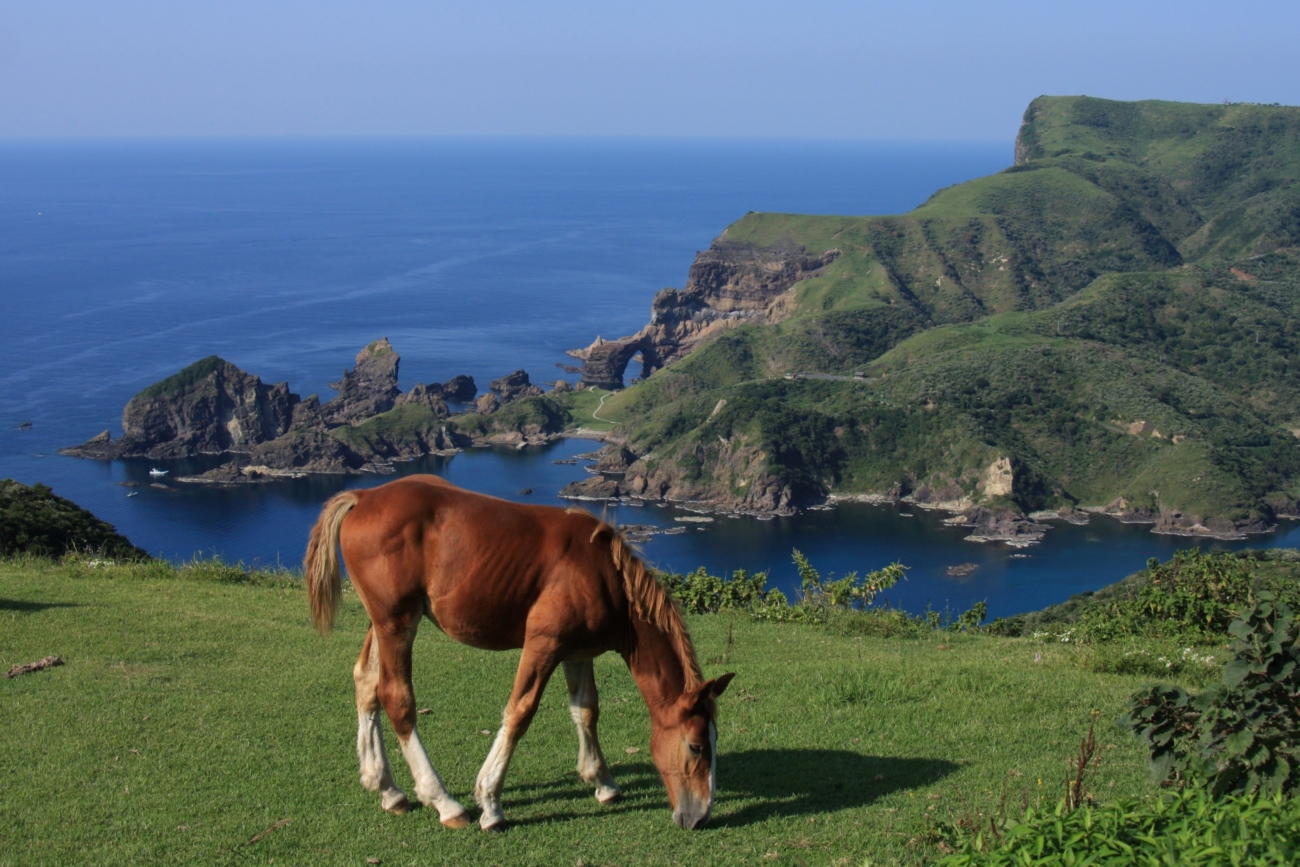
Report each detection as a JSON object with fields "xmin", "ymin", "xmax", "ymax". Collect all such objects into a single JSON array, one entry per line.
[
  {"xmin": 134, "ymin": 356, "xmax": 227, "ymax": 401},
  {"xmin": 1, "ymin": 557, "xmax": 1173, "ymax": 865}
]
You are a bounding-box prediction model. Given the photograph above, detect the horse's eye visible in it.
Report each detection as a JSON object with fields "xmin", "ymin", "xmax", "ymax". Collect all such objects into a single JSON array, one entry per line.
[{"xmin": 688, "ymin": 743, "xmax": 704, "ymax": 756}]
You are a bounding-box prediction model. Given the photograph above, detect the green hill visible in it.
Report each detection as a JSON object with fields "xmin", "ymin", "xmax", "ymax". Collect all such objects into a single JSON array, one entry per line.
[{"xmin": 559, "ymin": 96, "xmax": 1300, "ymax": 534}]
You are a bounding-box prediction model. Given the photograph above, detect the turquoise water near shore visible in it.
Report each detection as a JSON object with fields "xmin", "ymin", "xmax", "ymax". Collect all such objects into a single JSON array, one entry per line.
[{"xmin": 4, "ymin": 138, "xmax": 1296, "ymax": 617}]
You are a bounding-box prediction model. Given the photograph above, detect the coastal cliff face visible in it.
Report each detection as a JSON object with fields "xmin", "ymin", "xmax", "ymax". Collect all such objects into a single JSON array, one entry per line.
[
  {"xmin": 571, "ymin": 240, "xmax": 840, "ymax": 389},
  {"xmin": 321, "ymin": 338, "xmax": 401, "ymax": 425},
  {"xmin": 61, "ymin": 356, "xmax": 299, "ymax": 460}
]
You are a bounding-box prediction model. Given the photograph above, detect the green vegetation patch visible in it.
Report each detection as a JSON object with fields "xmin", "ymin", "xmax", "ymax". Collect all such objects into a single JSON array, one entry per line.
[
  {"xmin": 0, "ymin": 479, "xmax": 148, "ymax": 560},
  {"xmin": 133, "ymin": 355, "xmax": 228, "ymax": 401}
]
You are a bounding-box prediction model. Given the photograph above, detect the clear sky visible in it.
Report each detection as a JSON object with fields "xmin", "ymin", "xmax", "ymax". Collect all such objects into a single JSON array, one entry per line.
[{"xmin": 4, "ymin": 0, "xmax": 1298, "ymax": 141}]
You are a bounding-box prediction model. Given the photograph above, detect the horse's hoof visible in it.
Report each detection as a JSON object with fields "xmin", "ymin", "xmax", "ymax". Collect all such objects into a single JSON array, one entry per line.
[
  {"xmin": 440, "ymin": 812, "xmax": 471, "ymax": 830},
  {"xmin": 481, "ymin": 820, "xmax": 508, "ymax": 833},
  {"xmin": 384, "ymin": 796, "xmax": 413, "ymax": 815},
  {"xmin": 596, "ymin": 787, "xmax": 622, "ymax": 805}
]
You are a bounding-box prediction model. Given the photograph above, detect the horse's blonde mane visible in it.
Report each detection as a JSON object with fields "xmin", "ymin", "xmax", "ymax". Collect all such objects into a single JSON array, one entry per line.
[{"xmin": 589, "ymin": 520, "xmax": 703, "ymax": 692}]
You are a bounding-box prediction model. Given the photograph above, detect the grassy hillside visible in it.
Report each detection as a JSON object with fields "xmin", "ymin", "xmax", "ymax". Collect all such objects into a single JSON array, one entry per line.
[
  {"xmin": 0, "ymin": 479, "xmax": 149, "ymax": 560},
  {"xmin": 1, "ymin": 556, "xmax": 1167, "ymax": 866},
  {"xmin": 579, "ymin": 97, "xmax": 1300, "ymax": 527}
]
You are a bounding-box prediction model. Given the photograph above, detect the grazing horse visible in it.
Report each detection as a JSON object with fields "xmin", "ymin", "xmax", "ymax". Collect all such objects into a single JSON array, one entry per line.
[{"xmin": 303, "ymin": 474, "xmax": 734, "ymax": 830}]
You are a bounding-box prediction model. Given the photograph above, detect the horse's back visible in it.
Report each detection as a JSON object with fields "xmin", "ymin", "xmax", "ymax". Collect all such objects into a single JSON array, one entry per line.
[{"xmin": 339, "ymin": 476, "xmax": 628, "ymax": 652}]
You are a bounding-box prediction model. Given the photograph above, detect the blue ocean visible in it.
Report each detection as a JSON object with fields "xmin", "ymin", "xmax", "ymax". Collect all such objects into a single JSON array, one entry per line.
[{"xmin": 4, "ymin": 138, "xmax": 1296, "ymax": 617}]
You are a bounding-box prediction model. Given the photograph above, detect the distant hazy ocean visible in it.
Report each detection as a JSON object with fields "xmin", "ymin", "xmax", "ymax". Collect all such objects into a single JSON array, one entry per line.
[{"xmin": 4, "ymin": 138, "xmax": 1296, "ymax": 617}]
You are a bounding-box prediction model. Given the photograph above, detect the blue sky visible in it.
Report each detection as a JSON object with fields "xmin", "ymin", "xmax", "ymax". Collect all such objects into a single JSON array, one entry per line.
[{"xmin": 4, "ymin": 0, "xmax": 1298, "ymax": 140}]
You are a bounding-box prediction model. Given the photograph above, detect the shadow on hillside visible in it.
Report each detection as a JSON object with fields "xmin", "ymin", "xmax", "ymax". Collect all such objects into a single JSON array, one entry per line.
[
  {"xmin": 0, "ymin": 598, "xmax": 81, "ymax": 614},
  {"xmin": 498, "ymin": 749, "xmax": 957, "ymax": 828}
]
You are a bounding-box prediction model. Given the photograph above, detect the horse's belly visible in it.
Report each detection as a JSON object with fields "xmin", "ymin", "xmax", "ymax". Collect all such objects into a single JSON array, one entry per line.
[{"xmin": 427, "ymin": 597, "xmax": 527, "ymax": 651}]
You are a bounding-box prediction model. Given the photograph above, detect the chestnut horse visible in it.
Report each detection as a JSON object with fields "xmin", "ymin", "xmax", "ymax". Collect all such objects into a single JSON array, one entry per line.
[{"xmin": 304, "ymin": 474, "xmax": 734, "ymax": 830}]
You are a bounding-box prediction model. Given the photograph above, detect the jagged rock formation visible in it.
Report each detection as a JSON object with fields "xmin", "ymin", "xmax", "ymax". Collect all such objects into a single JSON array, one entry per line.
[
  {"xmin": 490, "ymin": 369, "xmax": 545, "ymax": 404},
  {"xmin": 394, "ymin": 383, "xmax": 450, "ymax": 418},
  {"xmin": 475, "ymin": 393, "xmax": 499, "ymax": 415},
  {"xmin": 442, "ymin": 375, "xmax": 477, "ymax": 403},
  {"xmin": 559, "ymin": 442, "xmax": 798, "ymax": 514},
  {"xmin": 290, "ymin": 395, "xmax": 326, "ymax": 431},
  {"xmin": 570, "ymin": 240, "xmax": 840, "ymax": 389},
  {"xmin": 321, "ymin": 338, "xmax": 401, "ymax": 425},
  {"xmin": 63, "ymin": 340, "xmax": 476, "ymax": 479},
  {"xmin": 60, "ymin": 356, "xmax": 299, "ymax": 460}
]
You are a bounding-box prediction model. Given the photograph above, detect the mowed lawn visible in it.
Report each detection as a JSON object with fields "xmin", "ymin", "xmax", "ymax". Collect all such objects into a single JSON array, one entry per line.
[{"xmin": 1, "ymin": 559, "xmax": 1166, "ymax": 866}]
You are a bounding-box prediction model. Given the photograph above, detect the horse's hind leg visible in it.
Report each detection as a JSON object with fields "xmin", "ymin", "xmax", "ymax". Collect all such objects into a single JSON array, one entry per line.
[
  {"xmin": 372, "ymin": 614, "xmax": 470, "ymax": 828},
  {"xmin": 353, "ymin": 626, "xmax": 410, "ymax": 814},
  {"xmin": 562, "ymin": 660, "xmax": 621, "ymax": 804}
]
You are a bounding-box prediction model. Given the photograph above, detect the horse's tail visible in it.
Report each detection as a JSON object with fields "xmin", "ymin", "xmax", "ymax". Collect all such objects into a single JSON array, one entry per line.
[{"xmin": 305, "ymin": 490, "xmax": 362, "ymax": 635}]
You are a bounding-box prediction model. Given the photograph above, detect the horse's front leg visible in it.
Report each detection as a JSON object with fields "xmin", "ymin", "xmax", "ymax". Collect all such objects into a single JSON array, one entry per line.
[
  {"xmin": 475, "ymin": 640, "xmax": 561, "ymax": 831},
  {"xmin": 562, "ymin": 660, "xmax": 621, "ymax": 804}
]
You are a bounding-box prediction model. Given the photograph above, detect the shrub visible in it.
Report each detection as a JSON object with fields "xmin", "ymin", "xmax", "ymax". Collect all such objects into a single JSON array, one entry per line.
[
  {"xmin": 0, "ymin": 479, "xmax": 149, "ymax": 560},
  {"xmin": 937, "ymin": 787, "xmax": 1300, "ymax": 866},
  {"xmin": 1077, "ymin": 549, "xmax": 1258, "ymax": 642},
  {"xmin": 1119, "ymin": 594, "xmax": 1300, "ymax": 797},
  {"xmin": 659, "ymin": 566, "xmax": 785, "ymax": 615}
]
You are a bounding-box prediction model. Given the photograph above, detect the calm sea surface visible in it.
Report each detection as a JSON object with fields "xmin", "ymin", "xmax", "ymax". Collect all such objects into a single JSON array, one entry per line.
[{"xmin": 4, "ymin": 138, "xmax": 1297, "ymax": 618}]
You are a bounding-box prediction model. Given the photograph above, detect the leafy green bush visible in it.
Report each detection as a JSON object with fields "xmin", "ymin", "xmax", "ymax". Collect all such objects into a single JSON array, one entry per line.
[
  {"xmin": 791, "ymin": 548, "xmax": 906, "ymax": 611},
  {"xmin": 1077, "ymin": 549, "xmax": 1258, "ymax": 642},
  {"xmin": 937, "ymin": 787, "xmax": 1300, "ymax": 866},
  {"xmin": 0, "ymin": 479, "xmax": 149, "ymax": 560},
  {"xmin": 660, "ymin": 550, "xmax": 908, "ymax": 623},
  {"xmin": 661, "ymin": 551, "xmax": 994, "ymax": 632},
  {"xmin": 659, "ymin": 566, "xmax": 786, "ymax": 615},
  {"xmin": 1119, "ymin": 594, "xmax": 1300, "ymax": 797}
]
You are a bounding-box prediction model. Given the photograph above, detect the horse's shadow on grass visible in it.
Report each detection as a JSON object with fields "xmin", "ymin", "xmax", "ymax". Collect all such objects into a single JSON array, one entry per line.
[
  {"xmin": 499, "ymin": 750, "xmax": 957, "ymax": 828},
  {"xmin": 0, "ymin": 598, "xmax": 81, "ymax": 614},
  {"xmin": 713, "ymin": 749, "xmax": 958, "ymax": 826}
]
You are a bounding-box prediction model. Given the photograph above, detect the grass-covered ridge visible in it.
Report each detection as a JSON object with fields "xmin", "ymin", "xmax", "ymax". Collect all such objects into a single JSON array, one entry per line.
[{"xmin": 583, "ymin": 97, "xmax": 1300, "ymax": 528}]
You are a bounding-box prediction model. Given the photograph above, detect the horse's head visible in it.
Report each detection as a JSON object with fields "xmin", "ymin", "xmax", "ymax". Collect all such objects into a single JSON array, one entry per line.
[{"xmin": 650, "ymin": 672, "xmax": 735, "ymax": 829}]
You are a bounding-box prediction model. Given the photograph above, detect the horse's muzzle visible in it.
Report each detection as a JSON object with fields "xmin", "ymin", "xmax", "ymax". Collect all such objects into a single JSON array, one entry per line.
[{"xmin": 672, "ymin": 805, "xmax": 711, "ymax": 830}]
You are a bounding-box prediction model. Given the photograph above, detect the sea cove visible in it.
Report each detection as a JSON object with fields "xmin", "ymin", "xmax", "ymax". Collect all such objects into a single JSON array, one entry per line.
[{"xmin": 6, "ymin": 136, "xmax": 1300, "ymax": 618}]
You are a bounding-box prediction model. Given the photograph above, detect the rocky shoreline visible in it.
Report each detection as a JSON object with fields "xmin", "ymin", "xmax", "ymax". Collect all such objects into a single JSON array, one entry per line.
[
  {"xmin": 59, "ymin": 339, "xmax": 576, "ymax": 485},
  {"xmin": 59, "ymin": 336, "xmax": 1283, "ymax": 543}
]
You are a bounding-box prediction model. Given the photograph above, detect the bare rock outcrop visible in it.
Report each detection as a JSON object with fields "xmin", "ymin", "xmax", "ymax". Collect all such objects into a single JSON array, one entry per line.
[
  {"xmin": 490, "ymin": 370, "xmax": 544, "ymax": 404},
  {"xmin": 394, "ymin": 383, "xmax": 450, "ymax": 418},
  {"xmin": 320, "ymin": 338, "xmax": 401, "ymax": 426},
  {"xmin": 290, "ymin": 395, "xmax": 326, "ymax": 431},
  {"xmin": 560, "ymin": 440, "xmax": 798, "ymax": 515},
  {"xmin": 571, "ymin": 239, "xmax": 840, "ymax": 389},
  {"xmin": 442, "ymin": 375, "xmax": 477, "ymax": 403},
  {"xmin": 60, "ymin": 356, "xmax": 299, "ymax": 460}
]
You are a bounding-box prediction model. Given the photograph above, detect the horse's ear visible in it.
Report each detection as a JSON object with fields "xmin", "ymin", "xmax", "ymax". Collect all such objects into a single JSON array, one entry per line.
[{"xmin": 688, "ymin": 673, "xmax": 736, "ymax": 709}]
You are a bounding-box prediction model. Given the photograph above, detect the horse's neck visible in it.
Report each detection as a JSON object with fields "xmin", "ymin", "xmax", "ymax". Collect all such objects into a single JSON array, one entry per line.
[{"xmin": 625, "ymin": 616, "xmax": 688, "ymax": 715}]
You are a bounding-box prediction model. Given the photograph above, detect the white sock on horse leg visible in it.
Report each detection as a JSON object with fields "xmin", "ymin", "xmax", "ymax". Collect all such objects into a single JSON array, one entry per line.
[
  {"xmin": 397, "ymin": 728, "xmax": 465, "ymax": 821},
  {"xmin": 474, "ymin": 726, "xmax": 516, "ymax": 828},
  {"xmin": 357, "ymin": 710, "xmax": 409, "ymax": 810}
]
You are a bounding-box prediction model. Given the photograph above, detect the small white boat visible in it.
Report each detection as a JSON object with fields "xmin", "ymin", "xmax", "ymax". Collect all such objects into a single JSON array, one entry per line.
[
  {"xmin": 148, "ymin": 468, "xmax": 168, "ymax": 477},
  {"xmin": 126, "ymin": 491, "xmax": 139, "ymax": 497}
]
